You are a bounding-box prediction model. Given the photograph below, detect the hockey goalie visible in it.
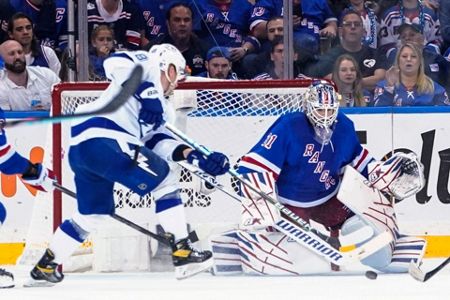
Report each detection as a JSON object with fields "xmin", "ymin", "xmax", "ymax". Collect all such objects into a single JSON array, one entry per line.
[{"xmin": 208, "ymin": 81, "xmax": 427, "ymax": 276}]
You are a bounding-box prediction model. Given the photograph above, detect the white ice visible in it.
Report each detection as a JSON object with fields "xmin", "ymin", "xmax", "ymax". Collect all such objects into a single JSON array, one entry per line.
[{"xmin": 2, "ymin": 260, "xmax": 449, "ymax": 300}]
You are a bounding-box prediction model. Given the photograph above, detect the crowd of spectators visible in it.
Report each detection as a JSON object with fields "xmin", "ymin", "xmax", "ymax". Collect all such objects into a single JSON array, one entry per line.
[{"xmin": 0, "ymin": 0, "xmax": 449, "ymax": 110}]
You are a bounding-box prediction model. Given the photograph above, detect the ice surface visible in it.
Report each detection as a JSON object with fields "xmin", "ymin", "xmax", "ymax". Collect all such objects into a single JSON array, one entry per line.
[{"xmin": 2, "ymin": 260, "xmax": 449, "ymax": 300}]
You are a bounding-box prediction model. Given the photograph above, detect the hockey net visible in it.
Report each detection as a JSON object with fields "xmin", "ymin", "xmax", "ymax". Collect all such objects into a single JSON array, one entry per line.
[{"xmin": 20, "ymin": 78, "xmax": 314, "ymax": 272}]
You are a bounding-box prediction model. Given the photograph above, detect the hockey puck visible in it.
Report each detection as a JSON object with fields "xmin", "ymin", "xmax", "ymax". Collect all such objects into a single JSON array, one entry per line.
[{"xmin": 365, "ymin": 270, "xmax": 378, "ymax": 280}]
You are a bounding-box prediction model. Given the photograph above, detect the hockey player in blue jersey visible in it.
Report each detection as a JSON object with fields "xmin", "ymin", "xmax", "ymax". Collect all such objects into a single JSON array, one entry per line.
[
  {"xmin": 0, "ymin": 108, "xmax": 56, "ymax": 288},
  {"xmin": 29, "ymin": 43, "xmax": 230, "ymax": 284},
  {"xmin": 230, "ymin": 81, "xmax": 426, "ymax": 274},
  {"xmin": 238, "ymin": 81, "xmax": 372, "ymax": 239}
]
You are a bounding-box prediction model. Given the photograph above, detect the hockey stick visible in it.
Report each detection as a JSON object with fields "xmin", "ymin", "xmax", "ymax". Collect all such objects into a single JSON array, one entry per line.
[
  {"xmin": 408, "ymin": 257, "xmax": 450, "ymax": 282},
  {"xmin": 165, "ymin": 122, "xmax": 393, "ymax": 266},
  {"xmin": 53, "ymin": 182, "xmax": 174, "ymax": 246},
  {"xmin": 179, "ymin": 160, "xmax": 375, "ymax": 248},
  {"xmin": 5, "ymin": 65, "xmax": 143, "ymax": 128}
]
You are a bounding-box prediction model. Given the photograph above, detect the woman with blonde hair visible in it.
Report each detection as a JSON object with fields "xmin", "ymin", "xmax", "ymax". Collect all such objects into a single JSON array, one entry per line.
[
  {"xmin": 374, "ymin": 42, "xmax": 449, "ymax": 106},
  {"xmin": 332, "ymin": 54, "xmax": 367, "ymax": 107}
]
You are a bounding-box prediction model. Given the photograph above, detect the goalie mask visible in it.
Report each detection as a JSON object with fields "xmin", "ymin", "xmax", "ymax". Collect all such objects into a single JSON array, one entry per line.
[
  {"xmin": 148, "ymin": 43, "xmax": 187, "ymax": 96},
  {"xmin": 303, "ymin": 81, "xmax": 339, "ymax": 144}
]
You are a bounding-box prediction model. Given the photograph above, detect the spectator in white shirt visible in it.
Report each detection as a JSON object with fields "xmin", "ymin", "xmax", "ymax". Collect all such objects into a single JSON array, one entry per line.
[
  {"xmin": 0, "ymin": 40, "xmax": 60, "ymax": 110},
  {"xmin": 7, "ymin": 12, "xmax": 61, "ymax": 76}
]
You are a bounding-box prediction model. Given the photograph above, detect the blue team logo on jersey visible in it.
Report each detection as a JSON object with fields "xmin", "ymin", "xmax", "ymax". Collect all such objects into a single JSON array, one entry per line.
[{"xmin": 251, "ymin": 7, "xmax": 265, "ymax": 17}]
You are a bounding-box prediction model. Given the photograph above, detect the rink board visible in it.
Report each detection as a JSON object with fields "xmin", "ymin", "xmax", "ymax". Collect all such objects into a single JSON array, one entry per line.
[{"xmin": 1, "ymin": 107, "xmax": 450, "ymax": 264}]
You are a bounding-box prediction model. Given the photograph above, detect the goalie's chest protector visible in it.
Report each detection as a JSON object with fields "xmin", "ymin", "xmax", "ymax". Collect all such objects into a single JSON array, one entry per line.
[{"xmin": 249, "ymin": 112, "xmax": 364, "ymax": 206}]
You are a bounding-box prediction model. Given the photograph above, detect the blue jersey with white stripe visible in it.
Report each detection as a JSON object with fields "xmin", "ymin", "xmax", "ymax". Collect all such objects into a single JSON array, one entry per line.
[
  {"xmin": 249, "ymin": 0, "xmax": 337, "ymax": 41},
  {"xmin": 133, "ymin": 0, "xmax": 168, "ymax": 41},
  {"xmin": 238, "ymin": 111, "xmax": 373, "ymax": 208},
  {"xmin": 374, "ymin": 80, "xmax": 450, "ymax": 107},
  {"xmin": 194, "ymin": 0, "xmax": 254, "ymax": 47}
]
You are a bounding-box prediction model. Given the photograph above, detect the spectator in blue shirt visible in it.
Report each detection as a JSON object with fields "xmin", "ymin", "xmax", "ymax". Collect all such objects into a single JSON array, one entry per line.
[
  {"xmin": 374, "ymin": 42, "xmax": 449, "ymax": 106},
  {"xmin": 89, "ymin": 25, "xmax": 115, "ymax": 81}
]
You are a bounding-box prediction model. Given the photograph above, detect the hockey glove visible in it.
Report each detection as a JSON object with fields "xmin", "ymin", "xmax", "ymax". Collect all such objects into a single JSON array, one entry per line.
[
  {"xmin": 135, "ymin": 81, "xmax": 164, "ymax": 130},
  {"xmin": 367, "ymin": 152, "xmax": 424, "ymax": 200},
  {"xmin": 21, "ymin": 163, "xmax": 57, "ymax": 192},
  {"xmin": 186, "ymin": 150, "xmax": 230, "ymax": 176}
]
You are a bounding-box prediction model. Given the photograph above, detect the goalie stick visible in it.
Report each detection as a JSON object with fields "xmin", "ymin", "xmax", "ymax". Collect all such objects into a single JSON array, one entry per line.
[
  {"xmin": 408, "ymin": 257, "xmax": 450, "ymax": 282},
  {"xmin": 165, "ymin": 122, "xmax": 393, "ymax": 266},
  {"xmin": 179, "ymin": 160, "xmax": 375, "ymax": 247},
  {"xmin": 53, "ymin": 182, "xmax": 199, "ymax": 247},
  {"xmin": 5, "ymin": 65, "xmax": 143, "ymax": 128}
]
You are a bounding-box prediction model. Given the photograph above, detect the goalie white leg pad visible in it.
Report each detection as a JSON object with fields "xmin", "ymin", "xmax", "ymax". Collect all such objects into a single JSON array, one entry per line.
[
  {"xmin": 338, "ymin": 167, "xmax": 398, "ymax": 236},
  {"xmin": 237, "ymin": 230, "xmax": 332, "ymax": 275},
  {"xmin": 382, "ymin": 235, "xmax": 427, "ymax": 273},
  {"xmin": 340, "ymin": 216, "xmax": 375, "ymax": 246},
  {"xmin": 338, "ymin": 166, "xmax": 398, "ymax": 270},
  {"xmin": 236, "ymin": 230, "xmax": 300, "ymax": 275},
  {"xmin": 210, "ymin": 231, "xmax": 244, "ymax": 276},
  {"xmin": 210, "ymin": 230, "xmax": 331, "ymax": 276}
]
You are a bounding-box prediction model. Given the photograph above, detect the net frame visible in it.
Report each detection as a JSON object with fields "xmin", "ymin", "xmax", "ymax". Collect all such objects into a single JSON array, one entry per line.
[{"xmin": 50, "ymin": 78, "xmax": 315, "ymax": 236}]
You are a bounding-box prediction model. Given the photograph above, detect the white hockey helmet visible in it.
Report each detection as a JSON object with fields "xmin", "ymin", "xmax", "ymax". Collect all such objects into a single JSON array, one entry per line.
[
  {"xmin": 148, "ymin": 43, "xmax": 187, "ymax": 83},
  {"xmin": 303, "ymin": 80, "xmax": 339, "ymax": 129}
]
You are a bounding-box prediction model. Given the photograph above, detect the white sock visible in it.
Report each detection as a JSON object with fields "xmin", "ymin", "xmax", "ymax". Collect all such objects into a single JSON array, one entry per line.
[
  {"xmin": 156, "ymin": 204, "xmax": 189, "ymax": 241},
  {"xmin": 49, "ymin": 227, "xmax": 83, "ymax": 264}
]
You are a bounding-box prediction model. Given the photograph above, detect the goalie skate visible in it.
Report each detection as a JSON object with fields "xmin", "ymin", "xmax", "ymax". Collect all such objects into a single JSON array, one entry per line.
[
  {"xmin": 172, "ymin": 238, "xmax": 213, "ymax": 280},
  {"xmin": 0, "ymin": 268, "xmax": 14, "ymax": 289}
]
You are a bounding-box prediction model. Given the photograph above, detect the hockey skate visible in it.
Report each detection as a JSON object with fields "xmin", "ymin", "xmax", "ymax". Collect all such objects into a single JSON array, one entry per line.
[
  {"xmin": 0, "ymin": 268, "xmax": 14, "ymax": 289},
  {"xmin": 25, "ymin": 249, "xmax": 64, "ymax": 287},
  {"xmin": 171, "ymin": 237, "xmax": 213, "ymax": 280}
]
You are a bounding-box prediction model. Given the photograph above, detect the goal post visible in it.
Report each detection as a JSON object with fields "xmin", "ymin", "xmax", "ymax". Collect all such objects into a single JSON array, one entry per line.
[{"xmin": 22, "ymin": 78, "xmax": 314, "ymax": 271}]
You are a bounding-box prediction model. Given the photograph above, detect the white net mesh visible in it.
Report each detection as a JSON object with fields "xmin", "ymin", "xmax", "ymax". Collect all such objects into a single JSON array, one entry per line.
[{"xmin": 55, "ymin": 79, "xmax": 312, "ymax": 224}]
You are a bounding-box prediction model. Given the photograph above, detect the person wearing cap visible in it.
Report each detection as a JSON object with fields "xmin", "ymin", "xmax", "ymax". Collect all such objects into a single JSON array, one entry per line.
[
  {"xmin": 195, "ymin": 46, "xmax": 238, "ymax": 79},
  {"xmin": 385, "ymin": 22, "xmax": 450, "ymax": 94}
]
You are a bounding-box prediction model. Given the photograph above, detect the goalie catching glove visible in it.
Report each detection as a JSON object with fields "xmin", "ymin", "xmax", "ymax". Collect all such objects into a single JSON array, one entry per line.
[
  {"xmin": 367, "ymin": 152, "xmax": 425, "ymax": 200},
  {"xmin": 21, "ymin": 163, "xmax": 57, "ymax": 192},
  {"xmin": 186, "ymin": 150, "xmax": 230, "ymax": 176}
]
